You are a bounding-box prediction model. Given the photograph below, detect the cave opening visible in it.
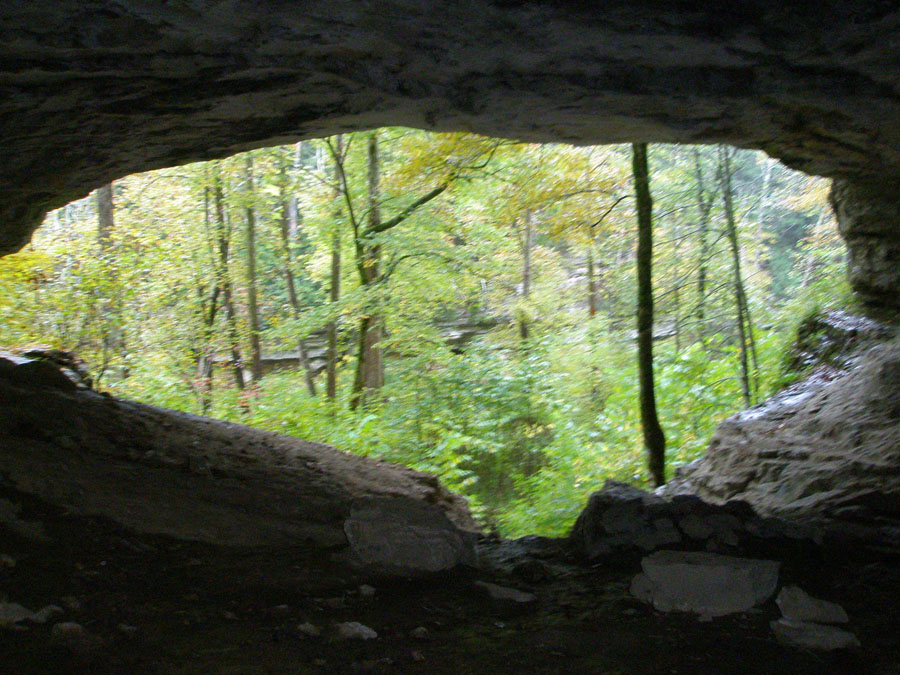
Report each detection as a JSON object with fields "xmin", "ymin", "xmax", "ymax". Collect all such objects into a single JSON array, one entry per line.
[
  {"xmin": 2, "ymin": 130, "xmax": 842, "ymax": 537},
  {"xmin": 4, "ymin": 3, "xmax": 900, "ymax": 671}
]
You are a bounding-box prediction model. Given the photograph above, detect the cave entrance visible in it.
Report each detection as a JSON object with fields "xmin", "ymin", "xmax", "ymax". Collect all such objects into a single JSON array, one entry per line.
[{"xmin": 0, "ymin": 130, "xmax": 840, "ymax": 535}]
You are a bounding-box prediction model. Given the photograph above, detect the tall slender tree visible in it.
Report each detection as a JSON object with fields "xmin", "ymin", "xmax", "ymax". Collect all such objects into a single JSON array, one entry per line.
[
  {"xmin": 194, "ymin": 184, "xmax": 221, "ymax": 413},
  {"xmin": 278, "ymin": 148, "xmax": 317, "ymax": 396},
  {"xmin": 244, "ymin": 154, "xmax": 263, "ymax": 384},
  {"xmin": 212, "ymin": 169, "xmax": 246, "ymax": 397},
  {"xmin": 94, "ymin": 181, "xmax": 126, "ymax": 383},
  {"xmin": 327, "ymin": 131, "xmax": 458, "ymax": 409},
  {"xmin": 632, "ymin": 143, "xmax": 666, "ymax": 487},
  {"xmin": 692, "ymin": 148, "xmax": 716, "ymax": 340},
  {"xmin": 517, "ymin": 209, "xmax": 534, "ymax": 340},
  {"xmin": 325, "ymin": 135, "xmax": 344, "ymax": 402},
  {"xmin": 351, "ymin": 131, "xmax": 387, "ymax": 408},
  {"xmin": 718, "ymin": 145, "xmax": 759, "ymax": 406}
]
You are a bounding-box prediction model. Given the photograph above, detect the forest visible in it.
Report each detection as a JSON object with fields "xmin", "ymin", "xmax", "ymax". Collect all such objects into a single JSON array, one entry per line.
[{"xmin": 0, "ymin": 130, "xmax": 847, "ymax": 536}]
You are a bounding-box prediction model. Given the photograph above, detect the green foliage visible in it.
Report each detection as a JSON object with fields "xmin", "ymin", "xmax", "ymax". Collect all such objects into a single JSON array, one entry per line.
[{"xmin": 0, "ymin": 131, "xmax": 846, "ymax": 538}]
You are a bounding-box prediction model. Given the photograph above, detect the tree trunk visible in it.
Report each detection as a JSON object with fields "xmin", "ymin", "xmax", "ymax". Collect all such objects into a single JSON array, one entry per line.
[
  {"xmin": 518, "ymin": 209, "xmax": 534, "ymax": 340},
  {"xmin": 693, "ymin": 149, "xmax": 713, "ymax": 339},
  {"xmin": 586, "ymin": 243, "xmax": 598, "ymax": 317},
  {"xmin": 195, "ymin": 185, "xmax": 220, "ymax": 414},
  {"xmin": 754, "ymin": 159, "xmax": 774, "ymax": 275},
  {"xmin": 96, "ymin": 183, "xmax": 114, "ymax": 251},
  {"xmin": 94, "ymin": 182, "xmax": 125, "ymax": 384},
  {"xmin": 212, "ymin": 174, "xmax": 246, "ymax": 396},
  {"xmin": 326, "ymin": 135, "xmax": 343, "ymax": 401},
  {"xmin": 632, "ymin": 143, "xmax": 666, "ymax": 487},
  {"xmin": 351, "ymin": 132, "xmax": 385, "ymax": 409},
  {"xmin": 801, "ymin": 211, "xmax": 827, "ymax": 288},
  {"xmin": 244, "ymin": 155, "xmax": 263, "ymax": 384},
  {"xmin": 279, "ymin": 152, "xmax": 318, "ymax": 397},
  {"xmin": 719, "ymin": 145, "xmax": 759, "ymax": 407}
]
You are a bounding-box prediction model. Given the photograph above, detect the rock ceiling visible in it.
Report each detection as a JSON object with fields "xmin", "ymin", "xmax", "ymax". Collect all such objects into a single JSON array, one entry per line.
[{"xmin": 2, "ymin": 1, "xmax": 900, "ymax": 268}]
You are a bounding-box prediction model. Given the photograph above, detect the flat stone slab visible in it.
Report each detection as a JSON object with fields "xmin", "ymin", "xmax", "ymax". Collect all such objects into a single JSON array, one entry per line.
[
  {"xmin": 343, "ymin": 497, "xmax": 476, "ymax": 575},
  {"xmin": 474, "ymin": 581, "xmax": 537, "ymax": 605},
  {"xmin": 631, "ymin": 550, "xmax": 779, "ymax": 617},
  {"xmin": 771, "ymin": 618, "xmax": 860, "ymax": 650},
  {"xmin": 777, "ymin": 585, "xmax": 849, "ymax": 625}
]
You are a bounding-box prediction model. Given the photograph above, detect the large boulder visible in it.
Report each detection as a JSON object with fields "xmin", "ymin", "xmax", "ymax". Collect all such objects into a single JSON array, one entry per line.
[
  {"xmin": 568, "ymin": 481, "xmax": 814, "ymax": 563},
  {"xmin": 342, "ymin": 497, "xmax": 476, "ymax": 575},
  {"xmin": 666, "ymin": 327, "xmax": 900, "ymax": 519},
  {"xmin": 0, "ymin": 364, "xmax": 480, "ymax": 577},
  {"xmin": 569, "ymin": 481, "xmax": 681, "ymax": 560},
  {"xmin": 630, "ymin": 550, "xmax": 780, "ymax": 617}
]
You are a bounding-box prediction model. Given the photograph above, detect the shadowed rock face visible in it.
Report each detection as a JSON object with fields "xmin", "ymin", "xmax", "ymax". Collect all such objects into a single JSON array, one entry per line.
[{"xmin": 2, "ymin": 2, "xmax": 900, "ymax": 303}]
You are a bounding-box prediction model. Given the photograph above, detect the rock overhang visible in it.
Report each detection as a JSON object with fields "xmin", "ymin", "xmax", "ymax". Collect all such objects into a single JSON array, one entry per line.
[{"xmin": 3, "ymin": 1, "xmax": 900, "ymax": 301}]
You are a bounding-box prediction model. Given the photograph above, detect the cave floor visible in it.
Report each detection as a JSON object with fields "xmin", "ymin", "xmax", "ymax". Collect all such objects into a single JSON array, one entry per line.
[{"xmin": 3, "ymin": 489, "xmax": 899, "ymax": 674}]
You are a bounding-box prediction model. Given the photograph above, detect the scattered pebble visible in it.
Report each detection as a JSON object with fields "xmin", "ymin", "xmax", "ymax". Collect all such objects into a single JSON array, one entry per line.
[
  {"xmin": 313, "ymin": 658, "xmax": 327, "ymax": 666},
  {"xmin": 0, "ymin": 602, "xmax": 34, "ymax": 628},
  {"xmin": 335, "ymin": 621, "xmax": 377, "ymax": 640},
  {"xmin": 411, "ymin": 651, "xmax": 425, "ymax": 662},
  {"xmin": 269, "ymin": 604, "xmax": 291, "ymax": 617},
  {"xmin": 222, "ymin": 611, "xmax": 238, "ymax": 621},
  {"xmin": 358, "ymin": 584, "xmax": 376, "ymax": 598},
  {"xmin": 32, "ymin": 605, "xmax": 64, "ymax": 624},
  {"xmin": 411, "ymin": 626, "xmax": 429, "ymax": 640}
]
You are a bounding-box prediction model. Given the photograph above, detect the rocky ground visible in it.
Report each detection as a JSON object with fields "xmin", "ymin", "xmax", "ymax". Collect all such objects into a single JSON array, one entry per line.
[
  {"xmin": 2, "ymin": 484, "xmax": 900, "ymax": 674},
  {"xmin": 3, "ymin": 319, "xmax": 900, "ymax": 673}
]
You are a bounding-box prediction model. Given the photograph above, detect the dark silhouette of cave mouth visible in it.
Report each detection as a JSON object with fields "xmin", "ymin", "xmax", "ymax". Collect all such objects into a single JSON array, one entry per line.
[{"xmin": 2, "ymin": 2, "xmax": 900, "ymax": 554}]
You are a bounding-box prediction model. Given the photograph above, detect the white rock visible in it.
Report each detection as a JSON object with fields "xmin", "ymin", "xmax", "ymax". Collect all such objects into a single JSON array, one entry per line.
[
  {"xmin": 335, "ymin": 621, "xmax": 377, "ymax": 640},
  {"xmin": 358, "ymin": 584, "xmax": 376, "ymax": 598},
  {"xmin": 0, "ymin": 601, "xmax": 63, "ymax": 627},
  {"xmin": 297, "ymin": 622, "xmax": 321, "ymax": 637},
  {"xmin": 631, "ymin": 550, "xmax": 779, "ymax": 617},
  {"xmin": 771, "ymin": 618, "xmax": 860, "ymax": 650},
  {"xmin": 776, "ymin": 585, "xmax": 849, "ymax": 624},
  {"xmin": 474, "ymin": 581, "xmax": 537, "ymax": 604}
]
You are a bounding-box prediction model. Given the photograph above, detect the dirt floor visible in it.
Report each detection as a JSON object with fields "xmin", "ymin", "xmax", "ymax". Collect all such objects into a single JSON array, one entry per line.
[{"xmin": 2, "ymin": 485, "xmax": 899, "ymax": 675}]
